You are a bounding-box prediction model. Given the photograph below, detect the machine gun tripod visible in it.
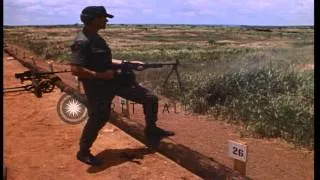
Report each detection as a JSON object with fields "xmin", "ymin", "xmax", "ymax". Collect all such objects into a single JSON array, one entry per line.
[{"xmin": 160, "ymin": 60, "xmax": 183, "ymax": 92}]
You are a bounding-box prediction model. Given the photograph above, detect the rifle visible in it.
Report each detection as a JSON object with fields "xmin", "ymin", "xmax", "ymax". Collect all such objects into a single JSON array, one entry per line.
[
  {"xmin": 110, "ymin": 61, "xmax": 178, "ymax": 71},
  {"xmin": 4, "ymin": 69, "xmax": 71, "ymax": 98},
  {"xmin": 109, "ymin": 60, "xmax": 183, "ymax": 91}
]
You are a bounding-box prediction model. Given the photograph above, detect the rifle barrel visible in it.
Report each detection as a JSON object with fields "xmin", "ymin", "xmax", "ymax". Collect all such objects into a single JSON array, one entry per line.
[
  {"xmin": 38, "ymin": 70, "xmax": 71, "ymax": 74},
  {"xmin": 145, "ymin": 62, "xmax": 177, "ymax": 66}
]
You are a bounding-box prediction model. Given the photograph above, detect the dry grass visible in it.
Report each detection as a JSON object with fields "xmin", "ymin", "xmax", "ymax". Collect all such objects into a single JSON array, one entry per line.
[{"xmin": 4, "ymin": 25, "xmax": 314, "ymax": 147}]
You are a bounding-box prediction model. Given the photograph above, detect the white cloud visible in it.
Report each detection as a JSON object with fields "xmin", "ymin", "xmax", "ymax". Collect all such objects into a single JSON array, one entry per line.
[
  {"xmin": 178, "ymin": 11, "xmax": 196, "ymax": 17},
  {"xmin": 296, "ymin": 0, "xmax": 314, "ymax": 12},
  {"xmin": 175, "ymin": 0, "xmax": 313, "ymax": 13},
  {"xmin": 198, "ymin": 10, "xmax": 218, "ymax": 16},
  {"xmin": 175, "ymin": 0, "xmax": 216, "ymax": 10},
  {"xmin": 24, "ymin": 4, "xmax": 43, "ymax": 13},
  {"xmin": 110, "ymin": 8, "xmax": 135, "ymax": 18},
  {"xmin": 243, "ymin": 0, "xmax": 273, "ymax": 10},
  {"xmin": 5, "ymin": 0, "xmax": 37, "ymax": 6},
  {"xmin": 142, "ymin": 9, "xmax": 153, "ymax": 14}
]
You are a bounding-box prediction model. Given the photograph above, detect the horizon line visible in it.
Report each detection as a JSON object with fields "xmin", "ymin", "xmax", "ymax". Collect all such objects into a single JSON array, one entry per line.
[{"xmin": 3, "ymin": 23, "xmax": 314, "ymax": 27}]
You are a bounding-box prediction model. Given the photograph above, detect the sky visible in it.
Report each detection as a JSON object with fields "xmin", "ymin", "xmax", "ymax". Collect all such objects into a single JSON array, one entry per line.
[{"xmin": 4, "ymin": 0, "xmax": 314, "ymax": 26}]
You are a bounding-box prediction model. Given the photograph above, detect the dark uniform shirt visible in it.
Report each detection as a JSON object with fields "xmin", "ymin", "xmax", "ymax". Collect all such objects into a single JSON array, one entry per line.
[{"xmin": 70, "ymin": 29, "xmax": 112, "ymax": 81}]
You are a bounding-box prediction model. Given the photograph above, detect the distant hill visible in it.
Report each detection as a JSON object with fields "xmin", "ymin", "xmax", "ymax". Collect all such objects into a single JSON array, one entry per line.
[{"xmin": 3, "ymin": 24, "xmax": 83, "ymax": 28}]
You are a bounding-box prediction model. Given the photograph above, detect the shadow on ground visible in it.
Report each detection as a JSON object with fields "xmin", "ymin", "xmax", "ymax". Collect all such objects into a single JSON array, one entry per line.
[{"xmin": 87, "ymin": 147, "xmax": 156, "ymax": 173}]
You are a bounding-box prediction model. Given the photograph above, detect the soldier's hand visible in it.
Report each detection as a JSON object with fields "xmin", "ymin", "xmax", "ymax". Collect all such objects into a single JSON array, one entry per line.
[
  {"xmin": 97, "ymin": 70, "xmax": 115, "ymax": 79},
  {"xmin": 130, "ymin": 61, "xmax": 145, "ymax": 71}
]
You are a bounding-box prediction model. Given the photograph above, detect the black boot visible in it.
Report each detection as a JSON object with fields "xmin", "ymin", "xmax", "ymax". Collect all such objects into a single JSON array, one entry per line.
[
  {"xmin": 144, "ymin": 126, "xmax": 175, "ymax": 137},
  {"xmin": 76, "ymin": 151, "xmax": 102, "ymax": 166}
]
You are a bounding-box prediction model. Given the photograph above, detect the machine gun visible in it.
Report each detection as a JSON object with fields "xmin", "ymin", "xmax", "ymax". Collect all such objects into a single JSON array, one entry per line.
[
  {"xmin": 110, "ymin": 60, "xmax": 178, "ymax": 71},
  {"xmin": 110, "ymin": 60, "xmax": 183, "ymax": 91},
  {"xmin": 4, "ymin": 69, "xmax": 71, "ymax": 98}
]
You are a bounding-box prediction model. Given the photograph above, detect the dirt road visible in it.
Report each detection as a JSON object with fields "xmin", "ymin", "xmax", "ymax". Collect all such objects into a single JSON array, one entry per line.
[{"xmin": 3, "ymin": 53, "xmax": 200, "ymax": 180}]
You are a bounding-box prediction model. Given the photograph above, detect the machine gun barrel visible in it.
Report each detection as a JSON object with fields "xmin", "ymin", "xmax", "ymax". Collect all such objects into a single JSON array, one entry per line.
[
  {"xmin": 15, "ymin": 70, "xmax": 71, "ymax": 79},
  {"xmin": 144, "ymin": 61, "xmax": 178, "ymax": 68}
]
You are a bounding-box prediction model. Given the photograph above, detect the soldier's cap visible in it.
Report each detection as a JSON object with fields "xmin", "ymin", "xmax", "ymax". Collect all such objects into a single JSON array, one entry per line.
[{"xmin": 81, "ymin": 6, "xmax": 114, "ymax": 19}]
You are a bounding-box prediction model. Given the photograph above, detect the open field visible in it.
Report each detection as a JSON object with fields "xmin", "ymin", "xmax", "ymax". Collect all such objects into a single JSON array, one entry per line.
[{"xmin": 4, "ymin": 25, "xmax": 314, "ymax": 147}]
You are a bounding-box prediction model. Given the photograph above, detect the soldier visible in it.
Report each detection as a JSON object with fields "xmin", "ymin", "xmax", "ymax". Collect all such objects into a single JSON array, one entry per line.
[{"xmin": 70, "ymin": 6, "xmax": 175, "ymax": 166}]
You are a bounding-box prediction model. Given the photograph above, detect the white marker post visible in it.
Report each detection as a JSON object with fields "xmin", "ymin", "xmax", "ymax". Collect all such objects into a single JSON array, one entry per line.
[{"xmin": 227, "ymin": 140, "xmax": 248, "ymax": 176}]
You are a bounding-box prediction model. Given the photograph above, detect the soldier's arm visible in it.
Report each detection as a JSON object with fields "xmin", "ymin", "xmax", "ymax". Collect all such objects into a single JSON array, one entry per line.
[
  {"xmin": 70, "ymin": 41, "xmax": 114, "ymax": 79},
  {"xmin": 71, "ymin": 65, "xmax": 114, "ymax": 79},
  {"xmin": 112, "ymin": 59, "xmax": 122, "ymax": 64},
  {"xmin": 111, "ymin": 59, "xmax": 144, "ymax": 65}
]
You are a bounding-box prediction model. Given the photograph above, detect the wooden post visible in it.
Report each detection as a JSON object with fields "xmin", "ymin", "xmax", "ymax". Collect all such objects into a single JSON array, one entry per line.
[
  {"xmin": 125, "ymin": 100, "xmax": 130, "ymax": 118},
  {"xmin": 48, "ymin": 60, "xmax": 54, "ymax": 72},
  {"xmin": 234, "ymin": 158, "xmax": 247, "ymax": 176},
  {"xmin": 74, "ymin": 76, "xmax": 81, "ymax": 91},
  {"xmin": 119, "ymin": 97, "xmax": 130, "ymax": 118},
  {"xmin": 31, "ymin": 56, "xmax": 36, "ymax": 66},
  {"xmin": 227, "ymin": 140, "xmax": 248, "ymax": 176}
]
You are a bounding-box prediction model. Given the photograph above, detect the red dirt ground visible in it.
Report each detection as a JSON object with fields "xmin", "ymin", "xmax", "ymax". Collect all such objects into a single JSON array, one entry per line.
[{"xmin": 4, "ymin": 44, "xmax": 314, "ymax": 180}]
